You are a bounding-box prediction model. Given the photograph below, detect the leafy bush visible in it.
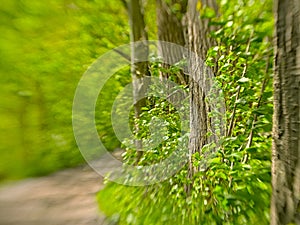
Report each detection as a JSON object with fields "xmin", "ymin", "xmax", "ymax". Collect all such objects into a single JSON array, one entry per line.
[{"xmin": 98, "ymin": 0, "xmax": 273, "ymax": 224}]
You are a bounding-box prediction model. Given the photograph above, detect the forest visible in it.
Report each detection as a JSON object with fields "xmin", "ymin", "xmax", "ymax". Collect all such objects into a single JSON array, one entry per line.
[{"xmin": 0, "ymin": 0, "xmax": 299, "ymax": 225}]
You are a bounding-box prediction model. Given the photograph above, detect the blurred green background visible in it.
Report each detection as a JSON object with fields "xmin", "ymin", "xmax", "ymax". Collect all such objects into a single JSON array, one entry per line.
[{"xmin": 0, "ymin": 0, "xmax": 132, "ymax": 181}]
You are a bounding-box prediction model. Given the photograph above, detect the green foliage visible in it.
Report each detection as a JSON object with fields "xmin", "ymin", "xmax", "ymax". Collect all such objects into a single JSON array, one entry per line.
[
  {"xmin": 98, "ymin": 0, "xmax": 274, "ymax": 224},
  {"xmin": 96, "ymin": 66, "xmax": 132, "ymax": 150},
  {"xmin": 0, "ymin": 0, "xmax": 130, "ymax": 181},
  {"xmin": 0, "ymin": 0, "xmax": 275, "ymax": 223}
]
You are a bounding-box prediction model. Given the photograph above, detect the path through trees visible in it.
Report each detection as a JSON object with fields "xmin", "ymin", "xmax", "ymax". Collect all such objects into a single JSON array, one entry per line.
[{"xmin": 0, "ymin": 166, "xmax": 105, "ymax": 225}]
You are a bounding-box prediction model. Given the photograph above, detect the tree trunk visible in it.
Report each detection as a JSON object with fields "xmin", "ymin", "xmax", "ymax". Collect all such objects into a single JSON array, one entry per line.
[
  {"xmin": 156, "ymin": 0, "xmax": 188, "ymax": 84},
  {"xmin": 271, "ymin": 0, "xmax": 300, "ymax": 224},
  {"xmin": 185, "ymin": 0, "xmax": 218, "ymax": 182},
  {"xmin": 127, "ymin": 0, "xmax": 149, "ymax": 162}
]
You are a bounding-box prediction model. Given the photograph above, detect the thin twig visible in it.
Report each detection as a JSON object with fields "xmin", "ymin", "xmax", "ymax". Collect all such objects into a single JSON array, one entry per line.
[
  {"xmin": 226, "ymin": 33, "xmax": 253, "ymax": 184},
  {"xmin": 226, "ymin": 64, "xmax": 247, "ymax": 137},
  {"xmin": 242, "ymin": 51, "xmax": 271, "ymax": 163},
  {"xmin": 226, "ymin": 34, "xmax": 252, "ymax": 137},
  {"xmin": 166, "ymin": 85, "xmax": 188, "ymax": 100},
  {"xmin": 113, "ymin": 48, "xmax": 131, "ymax": 62}
]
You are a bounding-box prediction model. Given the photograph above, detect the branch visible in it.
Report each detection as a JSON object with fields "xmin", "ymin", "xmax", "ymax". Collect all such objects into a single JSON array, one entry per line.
[
  {"xmin": 242, "ymin": 52, "xmax": 271, "ymax": 163},
  {"xmin": 226, "ymin": 64, "xmax": 247, "ymax": 137},
  {"xmin": 113, "ymin": 48, "xmax": 131, "ymax": 62},
  {"xmin": 226, "ymin": 33, "xmax": 253, "ymax": 137}
]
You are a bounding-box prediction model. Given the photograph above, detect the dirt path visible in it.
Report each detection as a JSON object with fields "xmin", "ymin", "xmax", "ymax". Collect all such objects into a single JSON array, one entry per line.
[{"xmin": 0, "ymin": 165, "xmax": 106, "ymax": 225}]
